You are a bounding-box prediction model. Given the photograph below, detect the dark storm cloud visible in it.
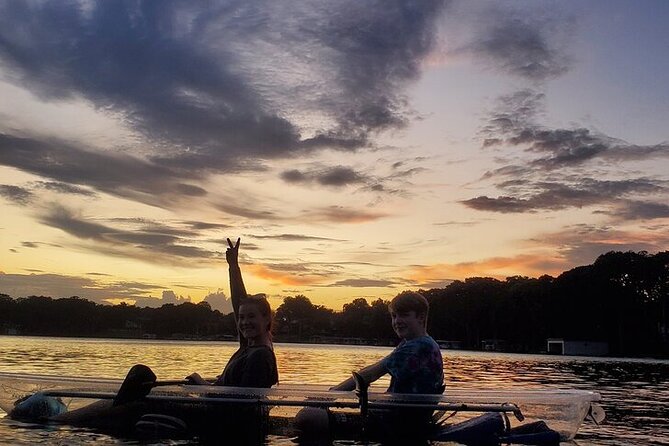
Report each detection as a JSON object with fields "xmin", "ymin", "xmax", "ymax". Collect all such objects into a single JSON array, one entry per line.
[
  {"xmin": 462, "ymin": 178, "xmax": 666, "ymax": 214},
  {"xmin": 481, "ymin": 90, "xmax": 669, "ymax": 170},
  {"xmin": 0, "ymin": 133, "xmax": 204, "ymax": 208},
  {"xmin": 0, "ymin": 184, "xmax": 33, "ymax": 205},
  {"xmin": 280, "ymin": 166, "xmax": 367, "ymax": 187},
  {"xmin": 107, "ymin": 217, "xmax": 226, "ymax": 238},
  {"xmin": 280, "ymin": 170, "xmax": 308, "ymax": 184},
  {"xmin": 280, "ymin": 162, "xmax": 423, "ymax": 196},
  {"xmin": 38, "ymin": 204, "xmax": 219, "ymax": 263},
  {"xmin": 461, "ymin": 195, "xmax": 532, "ymax": 213},
  {"xmin": 40, "ymin": 206, "xmax": 118, "ymax": 241},
  {"xmin": 306, "ymin": 0, "xmax": 447, "ymax": 134},
  {"xmin": 471, "ymin": 89, "xmax": 669, "ymax": 217},
  {"xmin": 467, "ymin": 13, "xmax": 572, "ymax": 81},
  {"xmin": 319, "ymin": 167, "xmax": 366, "ymax": 187},
  {"xmin": 0, "ymin": 0, "xmax": 446, "ymax": 173},
  {"xmin": 33, "ymin": 181, "xmax": 96, "ymax": 197},
  {"xmin": 601, "ymin": 200, "xmax": 669, "ymax": 221}
]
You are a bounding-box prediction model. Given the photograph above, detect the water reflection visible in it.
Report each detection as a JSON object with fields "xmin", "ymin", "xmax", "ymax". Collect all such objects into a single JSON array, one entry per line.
[{"xmin": 0, "ymin": 336, "xmax": 668, "ymax": 445}]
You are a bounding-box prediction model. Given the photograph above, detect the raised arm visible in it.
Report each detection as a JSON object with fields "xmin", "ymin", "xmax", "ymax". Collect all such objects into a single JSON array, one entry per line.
[
  {"xmin": 330, "ymin": 358, "xmax": 388, "ymax": 391},
  {"xmin": 226, "ymin": 237, "xmax": 248, "ymax": 346}
]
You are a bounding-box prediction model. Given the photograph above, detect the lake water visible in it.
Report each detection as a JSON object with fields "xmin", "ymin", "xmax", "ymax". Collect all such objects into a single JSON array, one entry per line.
[{"xmin": 0, "ymin": 335, "xmax": 667, "ymax": 445}]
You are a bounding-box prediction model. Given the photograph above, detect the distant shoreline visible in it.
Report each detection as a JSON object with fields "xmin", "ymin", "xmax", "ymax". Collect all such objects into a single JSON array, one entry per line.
[{"xmin": 3, "ymin": 333, "xmax": 667, "ymax": 361}]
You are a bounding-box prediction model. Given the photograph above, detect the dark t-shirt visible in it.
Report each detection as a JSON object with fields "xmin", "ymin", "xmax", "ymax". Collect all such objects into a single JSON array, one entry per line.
[{"xmin": 214, "ymin": 345, "xmax": 278, "ymax": 388}]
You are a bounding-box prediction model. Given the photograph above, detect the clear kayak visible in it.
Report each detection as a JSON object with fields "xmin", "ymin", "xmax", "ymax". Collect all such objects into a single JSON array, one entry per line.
[{"xmin": 0, "ymin": 371, "xmax": 604, "ymax": 444}]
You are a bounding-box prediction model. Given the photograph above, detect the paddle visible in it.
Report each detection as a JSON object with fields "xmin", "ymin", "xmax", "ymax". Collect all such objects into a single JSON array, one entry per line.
[{"xmin": 113, "ymin": 364, "xmax": 189, "ymax": 406}]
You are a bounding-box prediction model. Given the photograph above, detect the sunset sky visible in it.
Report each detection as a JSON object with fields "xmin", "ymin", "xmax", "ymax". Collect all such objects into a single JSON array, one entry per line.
[{"xmin": 1, "ymin": 0, "xmax": 668, "ymax": 311}]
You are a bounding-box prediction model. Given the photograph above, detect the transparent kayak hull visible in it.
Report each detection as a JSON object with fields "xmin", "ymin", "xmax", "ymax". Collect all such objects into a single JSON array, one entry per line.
[{"xmin": 0, "ymin": 372, "xmax": 603, "ymax": 441}]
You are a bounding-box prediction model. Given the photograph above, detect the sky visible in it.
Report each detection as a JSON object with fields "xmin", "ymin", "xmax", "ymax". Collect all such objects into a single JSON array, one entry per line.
[{"xmin": 1, "ymin": 0, "xmax": 668, "ymax": 312}]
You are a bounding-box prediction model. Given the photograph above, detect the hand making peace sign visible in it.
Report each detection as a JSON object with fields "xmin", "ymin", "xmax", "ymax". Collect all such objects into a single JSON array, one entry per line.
[{"xmin": 226, "ymin": 237, "xmax": 240, "ymax": 267}]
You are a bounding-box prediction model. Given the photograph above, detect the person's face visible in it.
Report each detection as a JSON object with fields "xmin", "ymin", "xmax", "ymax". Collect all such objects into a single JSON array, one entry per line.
[
  {"xmin": 390, "ymin": 309, "xmax": 425, "ymax": 340},
  {"xmin": 238, "ymin": 303, "xmax": 269, "ymax": 341}
]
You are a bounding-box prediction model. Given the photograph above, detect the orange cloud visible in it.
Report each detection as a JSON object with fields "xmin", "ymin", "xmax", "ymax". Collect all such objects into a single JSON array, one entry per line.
[
  {"xmin": 406, "ymin": 224, "xmax": 669, "ymax": 287},
  {"xmin": 246, "ymin": 264, "xmax": 325, "ymax": 286},
  {"xmin": 406, "ymin": 253, "xmax": 569, "ymax": 285}
]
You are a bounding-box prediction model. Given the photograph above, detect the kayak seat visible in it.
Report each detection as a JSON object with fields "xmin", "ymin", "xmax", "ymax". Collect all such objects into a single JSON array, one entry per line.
[
  {"xmin": 135, "ymin": 413, "xmax": 189, "ymax": 439},
  {"xmin": 499, "ymin": 420, "xmax": 561, "ymax": 445},
  {"xmin": 433, "ymin": 412, "xmax": 505, "ymax": 445}
]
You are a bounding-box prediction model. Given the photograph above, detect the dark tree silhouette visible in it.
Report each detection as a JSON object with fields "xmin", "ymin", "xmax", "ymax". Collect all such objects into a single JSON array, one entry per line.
[{"xmin": 1, "ymin": 251, "xmax": 667, "ymax": 357}]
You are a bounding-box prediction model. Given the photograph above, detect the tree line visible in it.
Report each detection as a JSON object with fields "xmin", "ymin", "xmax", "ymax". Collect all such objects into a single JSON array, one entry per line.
[{"xmin": 1, "ymin": 250, "xmax": 667, "ymax": 357}]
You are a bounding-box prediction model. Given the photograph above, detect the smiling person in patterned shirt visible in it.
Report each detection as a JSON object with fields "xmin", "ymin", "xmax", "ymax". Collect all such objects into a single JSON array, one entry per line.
[{"xmin": 296, "ymin": 291, "xmax": 444, "ymax": 441}]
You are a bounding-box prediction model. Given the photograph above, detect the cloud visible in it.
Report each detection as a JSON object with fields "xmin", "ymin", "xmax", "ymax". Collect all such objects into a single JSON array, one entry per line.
[
  {"xmin": 279, "ymin": 162, "xmax": 422, "ymax": 197},
  {"xmin": 461, "ymin": 178, "xmax": 665, "ymax": 214},
  {"xmin": 0, "ymin": 272, "xmax": 163, "ymax": 304},
  {"xmin": 480, "ymin": 90, "xmax": 669, "ymax": 170},
  {"xmin": 0, "ymin": 0, "xmax": 446, "ymax": 174},
  {"xmin": 0, "ymin": 133, "xmax": 205, "ymax": 209},
  {"xmin": 215, "ymin": 202, "xmax": 280, "ymax": 221},
  {"xmin": 250, "ymin": 234, "xmax": 346, "ymax": 242},
  {"xmin": 185, "ymin": 221, "xmax": 231, "ymax": 231},
  {"xmin": 246, "ymin": 264, "xmax": 327, "ymax": 287},
  {"xmin": 404, "ymin": 254, "xmax": 566, "ymax": 284},
  {"xmin": 403, "ymin": 223, "xmax": 669, "ymax": 281},
  {"xmin": 0, "ymin": 272, "xmax": 231, "ymax": 308},
  {"xmin": 203, "ymin": 290, "xmax": 233, "ymax": 314},
  {"xmin": 305, "ymin": 206, "xmax": 389, "ymax": 224},
  {"xmin": 0, "ymin": 184, "xmax": 33, "ymax": 205},
  {"xmin": 160, "ymin": 290, "xmax": 191, "ymax": 305},
  {"xmin": 37, "ymin": 204, "xmax": 221, "ymax": 265},
  {"xmin": 467, "ymin": 13, "xmax": 572, "ymax": 81},
  {"xmin": 434, "ymin": 220, "xmax": 481, "ymax": 227},
  {"xmin": 469, "ymin": 90, "xmax": 669, "ymax": 218},
  {"xmin": 603, "ymin": 200, "xmax": 669, "ymax": 220},
  {"xmin": 439, "ymin": 4, "xmax": 573, "ymax": 82},
  {"xmin": 33, "ymin": 181, "xmax": 96, "ymax": 197},
  {"xmin": 280, "ymin": 166, "xmax": 367, "ymax": 187},
  {"xmin": 536, "ymin": 224, "xmax": 669, "ymax": 267},
  {"xmin": 328, "ymin": 278, "xmax": 396, "ymax": 288}
]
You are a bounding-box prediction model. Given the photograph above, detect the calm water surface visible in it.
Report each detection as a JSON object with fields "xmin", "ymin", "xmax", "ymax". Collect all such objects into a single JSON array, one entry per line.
[{"xmin": 0, "ymin": 336, "xmax": 667, "ymax": 445}]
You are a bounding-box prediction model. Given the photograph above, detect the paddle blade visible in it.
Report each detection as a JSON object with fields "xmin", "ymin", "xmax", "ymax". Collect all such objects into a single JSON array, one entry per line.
[{"xmin": 113, "ymin": 364, "xmax": 157, "ymax": 406}]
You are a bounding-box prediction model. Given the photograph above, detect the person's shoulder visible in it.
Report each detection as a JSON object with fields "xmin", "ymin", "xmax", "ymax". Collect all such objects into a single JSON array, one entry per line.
[
  {"xmin": 247, "ymin": 344, "xmax": 276, "ymax": 359},
  {"xmin": 411, "ymin": 335, "xmax": 440, "ymax": 351},
  {"xmin": 404, "ymin": 335, "xmax": 435, "ymax": 345},
  {"xmin": 422, "ymin": 334, "xmax": 439, "ymax": 345}
]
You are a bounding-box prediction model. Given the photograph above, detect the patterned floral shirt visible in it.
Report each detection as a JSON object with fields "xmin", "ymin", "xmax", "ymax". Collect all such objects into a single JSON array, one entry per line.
[{"xmin": 382, "ymin": 335, "xmax": 444, "ymax": 394}]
